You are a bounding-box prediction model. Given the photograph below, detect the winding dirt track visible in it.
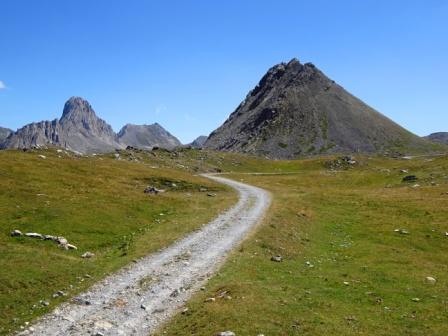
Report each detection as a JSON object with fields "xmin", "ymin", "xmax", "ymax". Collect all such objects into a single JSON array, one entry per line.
[{"xmin": 18, "ymin": 174, "xmax": 271, "ymax": 336}]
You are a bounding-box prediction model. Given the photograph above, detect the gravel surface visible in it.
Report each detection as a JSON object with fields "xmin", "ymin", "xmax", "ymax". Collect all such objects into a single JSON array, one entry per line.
[{"xmin": 17, "ymin": 174, "xmax": 271, "ymax": 336}]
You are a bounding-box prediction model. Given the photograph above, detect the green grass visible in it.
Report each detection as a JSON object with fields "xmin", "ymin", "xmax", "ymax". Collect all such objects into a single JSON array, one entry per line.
[
  {"xmin": 158, "ymin": 154, "xmax": 448, "ymax": 336},
  {"xmin": 0, "ymin": 148, "xmax": 237, "ymax": 335}
]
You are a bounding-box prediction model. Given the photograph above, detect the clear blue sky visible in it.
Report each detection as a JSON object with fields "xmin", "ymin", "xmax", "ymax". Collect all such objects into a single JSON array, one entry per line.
[{"xmin": 0, "ymin": 0, "xmax": 447, "ymax": 143}]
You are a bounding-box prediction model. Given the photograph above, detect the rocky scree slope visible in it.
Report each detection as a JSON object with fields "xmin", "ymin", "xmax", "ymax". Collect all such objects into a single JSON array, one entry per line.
[{"xmin": 205, "ymin": 58, "xmax": 432, "ymax": 159}]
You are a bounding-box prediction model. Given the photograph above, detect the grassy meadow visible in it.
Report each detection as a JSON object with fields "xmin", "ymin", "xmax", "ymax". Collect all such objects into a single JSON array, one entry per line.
[
  {"xmin": 0, "ymin": 148, "xmax": 237, "ymax": 335},
  {"xmin": 158, "ymin": 154, "xmax": 448, "ymax": 335},
  {"xmin": 1, "ymin": 146, "xmax": 448, "ymax": 336}
]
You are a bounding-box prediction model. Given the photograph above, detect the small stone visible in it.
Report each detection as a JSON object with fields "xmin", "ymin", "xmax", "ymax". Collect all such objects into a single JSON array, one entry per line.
[
  {"xmin": 56, "ymin": 237, "xmax": 68, "ymax": 245},
  {"xmin": 343, "ymin": 281, "xmax": 350, "ymax": 286},
  {"xmin": 38, "ymin": 155, "xmax": 46, "ymax": 159},
  {"xmin": 25, "ymin": 232, "xmax": 44, "ymax": 239},
  {"xmin": 10, "ymin": 229, "xmax": 23, "ymax": 237},
  {"xmin": 402, "ymin": 175, "xmax": 418, "ymax": 182},
  {"xmin": 400, "ymin": 169, "xmax": 408, "ymax": 173},
  {"xmin": 394, "ymin": 229, "xmax": 409, "ymax": 235},
  {"xmin": 411, "ymin": 298, "xmax": 421, "ymax": 302},
  {"xmin": 140, "ymin": 304, "xmax": 147, "ymax": 310},
  {"xmin": 40, "ymin": 301, "xmax": 50, "ymax": 307},
  {"xmin": 181, "ymin": 307, "xmax": 189, "ymax": 314},
  {"xmin": 215, "ymin": 332, "xmax": 235, "ymax": 336},
  {"xmin": 66, "ymin": 244, "xmax": 77, "ymax": 250},
  {"xmin": 207, "ymin": 193, "xmax": 217, "ymax": 197},
  {"xmin": 205, "ymin": 297, "xmax": 216, "ymax": 302},
  {"xmin": 271, "ymin": 255, "xmax": 283, "ymax": 262},
  {"xmin": 81, "ymin": 252, "xmax": 95, "ymax": 258},
  {"xmin": 425, "ymin": 276, "xmax": 436, "ymax": 284}
]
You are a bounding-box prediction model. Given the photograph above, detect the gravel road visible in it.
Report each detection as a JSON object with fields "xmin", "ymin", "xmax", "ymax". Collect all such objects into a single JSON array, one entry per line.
[{"xmin": 18, "ymin": 174, "xmax": 271, "ymax": 336}]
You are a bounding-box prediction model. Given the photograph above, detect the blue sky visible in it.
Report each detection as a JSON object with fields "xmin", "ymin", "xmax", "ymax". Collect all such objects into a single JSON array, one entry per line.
[{"xmin": 0, "ymin": 0, "xmax": 447, "ymax": 143}]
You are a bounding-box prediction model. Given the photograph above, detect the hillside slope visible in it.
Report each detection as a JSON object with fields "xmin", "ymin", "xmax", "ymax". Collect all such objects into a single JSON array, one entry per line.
[{"xmin": 205, "ymin": 59, "xmax": 434, "ymax": 158}]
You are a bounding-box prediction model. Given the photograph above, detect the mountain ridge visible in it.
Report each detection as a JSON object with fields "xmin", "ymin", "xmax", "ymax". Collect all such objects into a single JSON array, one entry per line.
[{"xmin": 0, "ymin": 97, "xmax": 181, "ymax": 153}]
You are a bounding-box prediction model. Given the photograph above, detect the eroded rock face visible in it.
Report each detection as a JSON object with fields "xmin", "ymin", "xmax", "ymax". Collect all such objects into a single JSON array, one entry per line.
[
  {"xmin": 205, "ymin": 58, "xmax": 431, "ymax": 159},
  {"xmin": 117, "ymin": 123, "xmax": 181, "ymax": 150},
  {"xmin": 1, "ymin": 97, "xmax": 123, "ymax": 153}
]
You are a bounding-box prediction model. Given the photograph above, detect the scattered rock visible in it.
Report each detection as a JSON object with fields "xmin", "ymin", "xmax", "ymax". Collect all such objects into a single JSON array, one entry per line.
[
  {"xmin": 10, "ymin": 229, "xmax": 23, "ymax": 237},
  {"xmin": 425, "ymin": 276, "xmax": 436, "ymax": 284},
  {"xmin": 207, "ymin": 193, "xmax": 217, "ymax": 197},
  {"xmin": 25, "ymin": 232, "xmax": 44, "ymax": 239},
  {"xmin": 40, "ymin": 300, "xmax": 50, "ymax": 307},
  {"xmin": 181, "ymin": 307, "xmax": 189, "ymax": 314},
  {"xmin": 144, "ymin": 186, "xmax": 165, "ymax": 194},
  {"xmin": 215, "ymin": 332, "xmax": 235, "ymax": 336},
  {"xmin": 402, "ymin": 175, "xmax": 418, "ymax": 182},
  {"xmin": 66, "ymin": 243, "xmax": 77, "ymax": 250},
  {"xmin": 205, "ymin": 297, "xmax": 216, "ymax": 302},
  {"xmin": 343, "ymin": 281, "xmax": 350, "ymax": 286},
  {"xmin": 81, "ymin": 252, "xmax": 95, "ymax": 258},
  {"xmin": 271, "ymin": 255, "xmax": 283, "ymax": 262},
  {"xmin": 394, "ymin": 229, "xmax": 409, "ymax": 235},
  {"xmin": 400, "ymin": 169, "xmax": 409, "ymax": 173},
  {"xmin": 52, "ymin": 291, "xmax": 66, "ymax": 298},
  {"xmin": 411, "ymin": 298, "xmax": 421, "ymax": 302},
  {"xmin": 38, "ymin": 155, "xmax": 46, "ymax": 159},
  {"xmin": 56, "ymin": 237, "xmax": 68, "ymax": 245}
]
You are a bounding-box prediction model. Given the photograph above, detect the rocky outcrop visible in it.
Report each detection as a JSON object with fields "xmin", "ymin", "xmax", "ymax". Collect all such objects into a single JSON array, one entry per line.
[
  {"xmin": 205, "ymin": 58, "xmax": 433, "ymax": 158},
  {"xmin": 117, "ymin": 123, "xmax": 181, "ymax": 150},
  {"xmin": 189, "ymin": 135, "xmax": 208, "ymax": 148},
  {"xmin": 1, "ymin": 97, "xmax": 123, "ymax": 153},
  {"xmin": 425, "ymin": 132, "xmax": 448, "ymax": 144}
]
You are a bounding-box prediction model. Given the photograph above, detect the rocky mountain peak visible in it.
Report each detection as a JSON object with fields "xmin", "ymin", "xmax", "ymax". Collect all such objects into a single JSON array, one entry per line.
[
  {"xmin": 60, "ymin": 97, "xmax": 97, "ymax": 126},
  {"xmin": 205, "ymin": 58, "xmax": 432, "ymax": 158}
]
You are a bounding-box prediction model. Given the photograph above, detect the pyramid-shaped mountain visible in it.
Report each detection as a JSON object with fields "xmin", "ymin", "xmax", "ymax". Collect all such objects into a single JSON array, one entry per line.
[{"xmin": 205, "ymin": 59, "xmax": 433, "ymax": 158}]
